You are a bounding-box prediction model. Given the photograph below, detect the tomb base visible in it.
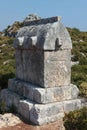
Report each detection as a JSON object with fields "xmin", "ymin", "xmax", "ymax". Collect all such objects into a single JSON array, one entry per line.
[
  {"xmin": 8, "ymin": 78, "xmax": 79, "ymax": 104},
  {"xmin": 0, "ymin": 79, "xmax": 86, "ymax": 125}
]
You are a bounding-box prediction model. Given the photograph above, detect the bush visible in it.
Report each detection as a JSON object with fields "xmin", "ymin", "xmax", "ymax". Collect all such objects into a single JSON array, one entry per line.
[
  {"xmin": 71, "ymin": 65, "xmax": 87, "ymax": 86},
  {"xmin": 0, "ymin": 73, "xmax": 15, "ymax": 89},
  {"xmin": 79, "ymin": 82, "xmax": 87, "ymax": 98},
  {"xmin": 64, "ymin": 107, "xmax": 87, "ymax": 130},
  {"xmin": 0, "ymin": 101, "xmax": 17, "ymax": 114},
  {"xmin": 0, "ymin": 36, "xmax": 15, "ymax": 89},
  {"xmin": 0, "ymin": 101, "xmax": 7, "ymax": 114}
]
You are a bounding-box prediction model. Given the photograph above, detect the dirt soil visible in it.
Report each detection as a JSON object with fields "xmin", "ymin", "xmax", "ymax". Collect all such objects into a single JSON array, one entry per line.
[{"xmin": 0, "ymin": 121, "xmax": 64, "ymax": 130}]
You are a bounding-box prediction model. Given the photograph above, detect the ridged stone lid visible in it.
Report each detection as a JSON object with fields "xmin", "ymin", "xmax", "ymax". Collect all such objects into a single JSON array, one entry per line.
[{"xmin": 14, "ymin": 16, "xmax": 72, "ymax": 50}]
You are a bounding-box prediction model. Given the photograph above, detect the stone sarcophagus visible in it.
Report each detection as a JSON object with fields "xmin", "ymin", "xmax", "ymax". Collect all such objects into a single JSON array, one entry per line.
[
  {"xmin": 0, "ymin": 16, "xmax": 86, "ymax": 125},
  {"xmin": 14, "ymin": 16, "xmax": 72, "ymax": 88}
]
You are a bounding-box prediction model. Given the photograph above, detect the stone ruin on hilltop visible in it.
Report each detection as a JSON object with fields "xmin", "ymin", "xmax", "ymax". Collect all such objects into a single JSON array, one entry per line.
[{"xmin": 0, "ymin": 16, "xmax": 87, "ymax": 126}]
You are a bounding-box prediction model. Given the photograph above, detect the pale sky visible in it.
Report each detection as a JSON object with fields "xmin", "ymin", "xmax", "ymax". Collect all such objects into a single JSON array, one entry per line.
[{"xmin": 0, "ymin": 0, "xmax": 87, "ymax": 31}]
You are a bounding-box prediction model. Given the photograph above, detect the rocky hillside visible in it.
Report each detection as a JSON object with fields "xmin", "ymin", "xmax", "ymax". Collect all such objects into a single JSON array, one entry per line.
[
  {"xmin": 0, "ymin": 14, "xmax": 87, "ymax": 98},
  {"xmin": 1, "ymin": 14, "xmax": 41, "ymax": 37},
  {"xmin": 67, "ymin": 27, "xmax": 87, "ymax": 42},
  {"xmin": 67, "ymin": 28, "xmax": 87, "ymax": 98}
]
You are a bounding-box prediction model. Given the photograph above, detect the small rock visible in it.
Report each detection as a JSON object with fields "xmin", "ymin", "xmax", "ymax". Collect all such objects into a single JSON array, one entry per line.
[
  {"xmin": 71, "ymin": 61, "xmax": 79, "ymax": 66},
  {"xmin": 80, "ymin": 52, "xmax": 86, "ymax": 57},
  {"xmin": 3, "ymin": 60, "xmax": 10, "ymax": 65},
  {"xmin": 0, "ymin": 113, "xmax": 22, "ymax": 128},
  {"xmin": 0, "ymin": 44, "xmax": 6, "ymax": 47},
  {"xmin": 79, "ymin": 39, "xmax": 84, "ymax": 42},
  {"xmin": 24, "ymin": 14, "xmax": 41, "ymax": 23}
]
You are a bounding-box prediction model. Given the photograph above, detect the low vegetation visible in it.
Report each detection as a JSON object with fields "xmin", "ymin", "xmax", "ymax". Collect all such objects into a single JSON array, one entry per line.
[
  {"xmin": 0, "ymin": 36, "xmax": 15, "ymax": 90},
  {"xmin": 71, "ymin": 41, "xmax": 87, "ymax": 98},
  {"xmin": 0, "ymin": 101, "xmax": 17, "ymax": 114},
  {"xmin": 64, "ymin": 28, "xmax": 87, "ymax": 130},
  {"xmin": 64, "ymin": 107, "xmax": 87, "ymax": 130},
  {"xmin": 67, "ymin": 27, "xmax": 87, "ymax": 42}
]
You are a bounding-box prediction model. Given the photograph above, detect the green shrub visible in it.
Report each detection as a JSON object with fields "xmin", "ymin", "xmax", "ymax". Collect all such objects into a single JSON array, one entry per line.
[
  {"xmin": 0, "ymin": 36, "xmax": 15, "ymax": 89},
  {"xmin": 71, "ymin": 65, "xmax": 87, "ymax": 86},
  {"xmin": 0, "ymin": 101, "xmax": 17, "ymax": 114},
  {"xmin": 0, "ymin": 73, "xmax": 15, "ymax": 89},
  {"xmin": 0, "ymin": 101, "xmax": 7, "ymax": 114},
  {"xmin": 79, "ymin": 82, "xmax": 87, "ymax": 98},
  {"xmin": 79, "ymin": 58, "xmax": 87, "ymax": 65},
  {"xmin": 67, "ymin": 27, "xmax": 87, "ymax": 42},
  {"xmin": 64, "ymin": 107, "xmax": 87, "ymax": 130}
]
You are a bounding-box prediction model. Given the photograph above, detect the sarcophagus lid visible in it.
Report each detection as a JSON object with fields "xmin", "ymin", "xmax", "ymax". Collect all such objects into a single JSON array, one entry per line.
[{"xmin": 14, "ymin": 16, "xmax": 72, "ymax": 50}]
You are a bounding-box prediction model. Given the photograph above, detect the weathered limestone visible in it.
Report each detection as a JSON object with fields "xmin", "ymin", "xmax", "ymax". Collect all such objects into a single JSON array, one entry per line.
[
  {"xmin": 14, "ymin": 16, "xmax": 72, "ymax": 88},
  {"xmin": 0, "ymin": 16, "xmax": 86, "ymax": 126},
  {"xmin": 8, "ymin": 78, "xmax": 79, "ymax": 104},
  {"xmin": 15, "ymin": 50, "xmax": 71, "ymax": 87},
  {"xmin": 0, "ymin": 88, "xmax": 86, "ymax": 125}
]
